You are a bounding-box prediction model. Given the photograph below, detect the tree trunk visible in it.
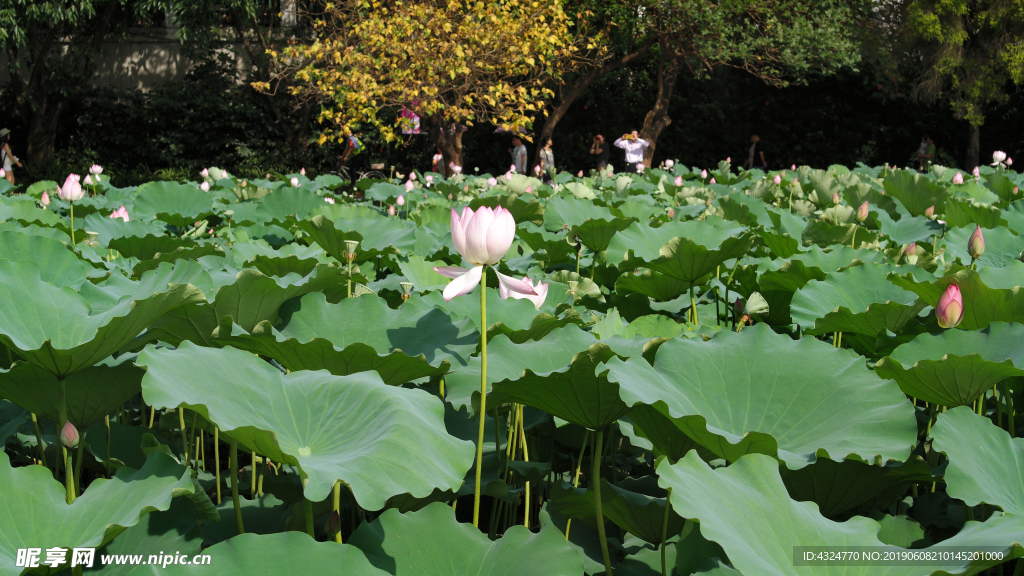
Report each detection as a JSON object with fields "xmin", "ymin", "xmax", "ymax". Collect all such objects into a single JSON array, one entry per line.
[
  {"xmin": 966, "ymin": 123, "xmax": 980, "ymax": 172},
  {"xmin": 25, "ymin": 98, "xmax": 67, "ymax": 166},
  {"xmin": 428, "ymin": 118, "xmax": 464, "ymax": 177},
  {"xmin": 639, "ymin": 48, "xmax": 683, "ymax": 167},
  {"xmin": 531, "ymin": 39, "xmax": 656, "ymax": 169}
]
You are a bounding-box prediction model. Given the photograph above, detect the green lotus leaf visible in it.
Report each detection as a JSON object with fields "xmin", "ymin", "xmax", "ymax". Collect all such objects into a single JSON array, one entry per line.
[
  {"xmin": 622, "ymin": 405, "xmax": 707, "ymax": 463},
  {"xmin": 213, "ymin": 292, "xmax": 477, "ymax": 385},
  {"xmin": 154, "ymin": 532, "xmax": 387, "ymax": 576},
  {"xmin": 245, "ymin": 253, "xmax": 320, "ymax": 278},
  {"xmin": 605, "ymin": 325, "xmax": 917, "ymax": 469},
  {"xmin": 0, "ymin": 359, "xmax": 142, "ymax": 430},
  {"xmin": 607, "ymin": 218, "xmax": 748, "ymax": 265},
  {"xmin": 943, "ymin": 226, "xmax": 1024, "ymax": 267},
  {"xmin": 659, "ymin": 451, "xmax": 1024, "ymax": 576},
  {"xmin": 931, "ymin": 407, "xmax": 1024, "ymax": 516},
  {"xmin": 0, "ymin": 260, "xmax": 205, "ymax": 376},
  {"xmin": 790, "ymin": 264, "xmax": 928, "ymax": 336},
  {"xmin": 875, "ymin": 353, "xmax": 1024, "ymax": 407},
  {"xmin": 757, "ymin": 260, "xmax": 828, "ymax": 293},
  {"xmin": 470, "ymin": 193, "xmax": 545, "ymax": 226},
  {"xmin": 108, "ymin": 235, "xmax": 199, "ymax": 261},
  {"xmin": 348, "ymin": 502, "xmax": 584, "ymax": 576},
  {"xmin": 297, "ymin": 215, "xmax": 415, "ymax": 263},
  {"xmin": 572, "ymin": 216, "xmax": 639, "ymax": 254},
  {"xmin": 89, "ymin": 497, "xmax": 204, "ymax": 576},
  {"xmin": 943, "ymin": 197, "xmax": 1007, "ymax": 229},
  {"xmin": 515, "ymin": 223, "xmax": 576, "ymax": 265},
  {"xmin": 616, "ymin": 269, "xmax": 698, "ymax": 301},
  {"xmin": 801, "ymin": 221, "xmax": 879, "ymax": 249},
  {"xmin": 131, "ymin": 244, "xmax": 223, "ymax": 276},
  {"xmin": 0, "ymin": 230, "xmax": 101, "ymax": 287},
  {"xmin": 0, "ymin": 200, "xmax": 63, "ymax": 228},
  {"xmin": 638, "ymin": 235, "xmax": 753, "ymax": 286},
  {"xmin": 396, "ymin": 254, "xmax": 450, "ymax": 292},
  {"xmin": 0, "ymin": 399, "xmax": 27, "ymax": 446},
  {"xmin": 0, "ymin": 453, "xmax": 193, "ymax": 576},
  {"xmin": 132, "ymin": 182, "xmax": 216, "ymax": 227},
  {"xmin": 975, "ymin": 260, "xmax": 1024, "ymax": 290},
  {"xmin": 254, "ymin": 187, "xmax": 329, "ymax": 221},
  {"xmin": 549, "ymin": 479, "xmax": 685, "ymax": 544},
  {"xmin": 873, "ymin": 513, "xmax": 930, "ymax": 548},
  {"xmin": 543, "ymin": 194, "xmax": 613, "ymax": 228},
  {"xmin": 780, "ymin": 456, "xmax": 935, "ymax": 518},
  {"xmin": 874, "ymin": 210, "xmax": 941, "ymax": 245},
  {"xmin": 755, "ymin": 228, "xmax": 802, "ymax": 259},
  {"xmin": 408, "ymin": 288, "xmax": 547, "ymax": 331},
  {"xmin": 138, "ymin": 343, "xmax": 475, "ymax": 509},
  {"xmin": 883, "ymin": 171, "xmax": 947, "ymax": 217},
  {"xmin": 888, "ymin": 268, "xmax": 1024, "ymax": 329},
  {"xmin": 81, "ymin": 213, "xmax": 166, "ymax": 247}
]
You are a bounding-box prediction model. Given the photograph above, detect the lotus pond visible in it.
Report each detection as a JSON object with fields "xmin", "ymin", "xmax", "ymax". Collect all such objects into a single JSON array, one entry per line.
[{"xmin": 0, "ymin": 159, "xmax": 1023, "ymax": 576}]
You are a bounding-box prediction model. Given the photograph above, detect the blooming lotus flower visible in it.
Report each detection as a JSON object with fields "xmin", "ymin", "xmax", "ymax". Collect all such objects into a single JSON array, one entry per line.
[
  {"xmin": 433, "ymin": 207, "xmax": 538, "ymax": 302},
  {"xmin": 61, "ymin": 421, "xmax": 80, "ymax": 449},
  {"xmin": 700, "ymin": 169, "xmax": 708, "ymax": 179},
  {"xmin": 290, "ymin": 177, "xmax": 299, "ymax": 187},
  {"xmin": 905, "ymin": 243, "xmax": 918, "ymax": 266},
  {"xmin": 200, "ymin": 181, "xmax": 210, "ymax": 192},
  {"xmin": 499, "ymin": 275, "xmax": 548, "ymax": 309},
  {"xmin": 936, "ymin": 284, "xmax": 964, "ymax": 329},
  {"xmin": 388, "ymin": 205, "xmax": 396, "ymax": 216},
  {"xmin": 993, "ymin": 151, "xmax": 1007, "ymax": 164},
  {"xmin": 41, "ymin": 191, "xmax": 50, "ymax": 206},
  {"xmin": 325, "ymin": 197, "xmax": 335, "ymax": 204},
  {"xmin": 453, "ymin": 165, "xmax": 462, "ymax": 174},
  {"xmin": 925, "ymin": 205, "xmax": 935, "ymax": 217},
  {"xmin": 487, "ymin": 177, "xmax": 498, "ymax": 186},
  {"xmin": 109, "ymin": 206, "xmax": 129, "ymax": 222},
  {"xmin": 397, "ymin": 194, "xmax": 405, "ymax": 206},
  {"xmin": 534, "ymin": 165, "xmax": 542, "ymax": 175},
  {"xmin": 578, "ymin": 170, "xmax": 583, "ymax": 177},
  {"xmin": 58, "ymin": 174, "xmax": 84, "ymax": 202},
  {"xmin": 636, "ymin": 163, "xmax": 645, "ymax": 173},
  {"xmin": 84, "ymin": 175, "xmax": 93, "ymax": 185},
  {"xmin": 953, "ymin": 172, "xmax": 964, "ymax": 185},
  {"xmin": 674, "ymin": 176, "xmax": 683, "ymax": 186},
  {"xmin": 968, "ymin": 225, "xmax": 985, "ymax": 259},
  {"xmin": 709, "ymin": 177, "xmax": 716, "ymax": 184},
  {"xmin": 773, "ymin": 174, "xmax": 781, "ymax": 185},
  {"xmin": 201, "ymin": 168, "xmax": 209, "ymax": 178},
  {"xmin": 857, "ymin": 201, "xmax": 869, "ymax": 221},
  {"xmin": 89, "ymin": 164, "xmax": 103, "ymax": 175},
  {"xmin": 404, "ymin": 180, "xmax": 414, "ymax": 192},
  {"xmin": 300, "ymin": 167, "xmax": 306, "ymax": 176},
  {"xmin": 665, "ymin": 159, "xmax": 674, "ymax": 168}
]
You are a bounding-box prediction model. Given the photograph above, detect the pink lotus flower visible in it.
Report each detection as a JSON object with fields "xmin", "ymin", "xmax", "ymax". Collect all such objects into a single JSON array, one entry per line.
[
  {"xmin": 665, "ymin": 159, "xmax": 674, "ymax": 168},
  {"xmin": 925, "ymin": 205, "xmax": 935, "ymax": 217},
  {"xmin": 791, "ymin": 164, "xmax": 796, "ymax": 171},
  {"xmin": 241, "ymin": 180, "xmax": 247, "ymax": 187},
  {"xmin": 782, "ymin": 170, "xmax": 786, "ymax": 176},
  {"xmin": 200, "ymin": 181, "xmax": 210, "ymax": 192},
  {"xmin": 290, "ymin": 177, "xmax": 299, "ymax": 187},
  {"xmin": 510, "ymin": 164, "xmax": 517, "ymax": 173},
  {"xmin": 832, "ymin": 192, "xmax": 840, "ymax": 204},
  {"xmin": 636, "ymin": 163, "xmax": 645, "ymax": 173},
  {"xmin": 453, "ymin": 165, "xmax": 462, "ymax": 174},
  {"xmin": 791, "ymin": 177, "xmax": 798, "ymax": 186},
  {"xmin": 409, "ymin": 172, "xmax": 417, "ymax": 181},
  {"xmin": 499, "ymin": 275, "xmax": 548, "ymax": 309},
  {"xmin": 58, "ymin": 174, "xmax": 84, "ymax": 202},
  {"xmin": 61, "ymin": 421, "xmax": 79, "ymax": 449},
  {"xmin": 993, "ymin": 151, "xmax": 1007, "ymax": 164},
  {"xmin": 0, "ymin": 169, "xmax": 5, "ymax": 178},
  {"xmin": 109, "ymin": 206, "xmax": 129, "ymax": 222},
  {"xmin": 972, "ymin": 166, "xmax": 980, "ymax": 178},
  {"xmin": 41, "ymin": 191, "xmax": 50, "ymax": 206},
  {"xmin": 504, "ymin": 171, "xmax": 513, "ymax": 181},
  {"xmin": 952, "ymin": 172, "xmax": 964, "ymax": 185},
  {"xmin": 448, "ymin": 194, "xmax": 453, "ymax": 200},
  {"xmin": 325, "ymin": 197, "xmax": 335, "ymax": 204},
  {"xmin": 709, "ymin": 177, "xmax": 716, "ymax": 184},
  {"xmin": 706, "ymin": 198, "xmax": 712, "ymax": 206},
  {"xmin": 525, "ymin": 185, "xmax": 532, "ymax": 194},
  {"xmin": 534, "ymin": 165, "xmax": 542, "ymax": 175},
  {"xmin": 857, "ymin": 201, "xmax": 869, "ymax": 221},
  {"xmin": 300, "ymin": 167, "xmax": 306, "ymax": 176},
  {"xmin": 1014, "ymin": 186, "xmax": 1019, "ymax": 195},
  {"xmin": 578, "ymin": 170, "xmax": 584, "ymax": 177},
  {"xmin": 726, "ymin": 157, "xmax": 731, "ymax": 163},
  {"xmin": 89, "ymin": 164, "xmax": 103, "ymax": 176},
  {"xmin": 404, "ymin": 180, "xmax": 414, "ymax": 192},
  {"xmin": 667, "ymin": 208, "xmax": 675, "ymax": 218},
  {"xmin": 905, "ymin": 243, "xmax": 918, "ymax": 266},
  {"xmin": 674, "ymin": 176, "xmax": 683, "ymax": 186},
  {"xmin": 968, "ymin": 225, "xmax": 985, "ymax": 259},
  {"xmin": 388, "ymin": 205, "xmax": 396, "ymax": 216},
  {"xmin": 397, "ymin": 194, "xmax": 405, "ymax": 206},
  {"xmin": 936, "ymin": 284, "xmax": 964, "ymax": 329},
  {"xmin": 426, "ymin": 175, "xmax": 433, "ymax": 183},
  {"xmin": 1007, "ymin": 158, "xmax": 1013, "ymax": 166},
  {"xmin": 773, "ymin": 174, "xmax": 781, "ymax": 185},
  {"xmin": 487, "ymin": 177, "xmax": 498, "ymax": 186},
  {"xmin": 434, "ymin": 207, "xmax": 537, "ymax": 302},
  {"xmin": 201, "ymin": 168, "xmax": 209, "ymax": 178},
  {"xmin": 84, "ymin": 175, "xmax": 93, "ymax": 185},
  {"xmin": 700, "ymin": 169, "xmax": 708, "ymax": 179}
]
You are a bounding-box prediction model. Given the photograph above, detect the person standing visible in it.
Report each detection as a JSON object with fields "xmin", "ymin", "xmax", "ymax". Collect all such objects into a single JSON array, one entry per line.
[
  {"xmin": 538, "ymin": 137, "xmax": 555, "ymax": 179},
  {"xmin": 432, "ymin": 147, "xmax": 444, "ymax": 173},
  {"xmin": 0, "ymin": 128, "xmax": 23, "ymax": 185},
  {"xmin": 915, "ymin": 136, "xmax": 935, "ymax": 172},
  {"xmin": 510, "ymin": 136, "xmax": 528, "ymax": 174},
  {"xmin": 743, "ymin": 134, "xmax": 766, "ymax": 170},
  {"xmin": 613, "ymin": 130, "xmax": 649, "ymax": 167},
  {"xmin": 590, "ymin": 134, "xmax": 610, "ymax": 170}
]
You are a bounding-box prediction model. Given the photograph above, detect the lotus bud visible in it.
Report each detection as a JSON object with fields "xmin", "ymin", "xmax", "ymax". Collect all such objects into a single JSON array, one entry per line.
[
  {"xmin": 453, "ymin": 165, "xmax": 462, "ymax": 174},
  {"xmin": 510, "ymin": 164, "xmax": 517, "ymax": 172},
  {"xmin": 300, "ymin": 167, "xmax": 306, "ymax": 175},
  {"xmin": 1006, "ymin": 158, "xmax": 1013, "ymax": 166},
  {"xmin": 791, "ymin": 164, "xmax": 797, "ymax": 171},
  {"xmin": 972, "ymin": 166, "xmax": 980, "ymax": 178},
  {"xmin": 487, "ymin": 177, "xmax": 497, "ymax": 186},
  {"xmin": 578, "ymin": 170, "xmax": 583, "ymax": 177},
  {"xmin": 409, "ymin": 172, "xmax": 417, "ymax": 181},
  {"xmin": 637, "ymin": 163, "xmax": 645, "ymax": 173},
  {"xmin": 782, "ymin": 170, "xmax": 786, "ymax": 176},
  {"xmin": 925, "ymin": 205, "xmax": 935, "ymax": 217},
  {"xmin": 993, "ymin": 151, "xmax": 1007, "ymax": 164},
  {"xmin": 968, "ymin": 225, "xmax": 985, "ymax": 259},
  {"xmin": 832, "ymin": 192, "xmax": 840, "ymax": 204},
  {"xmin": 706, "ymin": 198, "xmax": 712, "ymax": 206},
  {"xmin": 733, "ymin": 297, "xmax": 744, "ymax": 317},
  {"xmin": 904, "ymin": 243, "xmax": 918, "ymax": 266},
  {"xmin": 241, "ymin": 180, "xmax": 247, "ymax": 187},
  {"xmin": 525, "ymin": 185, "xmax": 532, "ymax": 194},
  {"xmin": 505, "ymin": 171, "xmax": 513, "ymax": 181},
  {"xmin": 857, "ymin": 201, "xmax": 869, "ymax": 222},
  {"xmin": 448, "ymin": 193, "xmax": 453, "ymax": 200},
  {"xmin": 709, "ymin": 177, "xmax": 716, "ymax": 184},
  {"xmin": 0, "ymin": 169, "xmax": 5, "ymax": 178},
  {"xmin": 200, "ymin": 181, "xmax": 210, "ymax": 192},
  {"xmin": 325, "ymin": 197, "xmax": 335, "ymax": 204},
  {"xmin": 84, "ymin": 175, "xmax": 93, "ymax": 185},
  {"xmin": 1014, "ymin": 186, "xmax": 1019, "ymax": 195},
  {"xmin": 201, "ymin": 168, "xmax": 209, "ymax": 178},
  {"xmin": 327, "ymin": 511, "xmax": 341, "ymax": 536},
  {"xmin": 61, "ymin": 421, "xmax": 79, "ymax": 449},
  {"xmin": 665, "ymin": 159, "xmax": 674, "ymax": 168},
  {"xmin": 952, "ymin": 172, "xmax": 964, "ymax": 185},
  {"xmin": 936, "ymin": 284, "xmax": 964, "ymax": 329},
  {"xmin": 667, "ymin": 208, "xmax": 675, "ymax": 218},
  {"xmin": 397, "ymin": 194, "xmax": 405, "ymax": 206},
  {"xmin": 726, "ymin": 157, "xmax": 731, "ymax": 163},
  {"xmin": 773, "ymin": 174, "xmax": 781, "ymax": 185},
  {"xmin": 534, "ymin": 165, "xmax": 541, "ymax": 174},
  {"xmin": 791, "ymin": 177, "xmax": 798, "ymax": 186},
  {"xmin": 89, "ymin": 164, "xmax": 103, "ymax": 175},
  {"xmin": 388, "ymin": 205, "xmax": 395, "ymax": 216},
  {"xmin": 700, "ymin": 169, "xmax": 708, "ymax": 179},
  {"xmin": 426, "ymin": 175, "xmax": 433, "ymax": 183},
  {"xmin": 404, "ymin": 180, "xmax": 413, "ymax": 192},
  {"xmin": 290, "ymin": 177, "xmax": 299, "ymax": 187},
  {"xmin": 41, "ymin": 191, "xmax": 50, "ymax": 206}
]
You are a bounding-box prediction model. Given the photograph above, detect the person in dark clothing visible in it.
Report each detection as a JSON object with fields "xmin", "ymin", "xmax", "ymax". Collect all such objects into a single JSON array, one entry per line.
[
  {"xmin": 743, "ymin": 134, "xmax": 767, "ymax": 170},
  {"xmin": 590, "ymin": 134, "xmax": 610, "ymax": 170}
]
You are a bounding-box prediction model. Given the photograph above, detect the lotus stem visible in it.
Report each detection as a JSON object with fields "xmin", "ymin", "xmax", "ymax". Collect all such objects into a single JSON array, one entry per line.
[
  {"xmin": 473, "ymin": 271, "xmax": 488, "ymax": 528},
  {"xmin": 251, "ymin": 451, "xmax": 257, "ymax": 499},
  {"xmin": 69, "ymin": 203, "xmax": 76, "ymax": 251},
  {"xmin": 74, "ymin": 441, "xmax": 84, "ymax": 495},
  {"xmin": 65, "ymin": 450, "xmax": 76, "ymax": 504},
  {"xmin": 230, "ymin": 438, "xmax": 244, "ymax": 534},
  {"xmin": 58, "ymin": 377, "xmax": 72, "ymax": 503},
  {"xmin": 564, "ymin": 429, "xmax": 590, "ymax": 540},
  {"xmin": 518, "ymin": 405, "xmax": 530, "ymax": 529},
  {"xmin": 178, "ymin": 409, "xmax": 188, "ymax": 466},
  {"xmin": 304, "ymin": 493, "xmax": 315, "ymax": 538},
  {"xmin": 148, "ymin": 405, "xmax": 155, "ymax": 428},
  {"xmin": 851, "ymin": 226, "xmax": 856, "ymax": 249},
  {"xmin": 200, "ymin": 430, "xmax": 206, "ymax": 472},
  {"xmin": 347, "ymin": 260, "xmax": 352, "ymax": 299},
  {"xmin": 661, "ymin": 487, "xmax": 673, "ymax": 576},
  {"xmin": 1006, "ymin": 382, "xmax": 1015, "ymax": 437},
  {"xmin": 593, "ymin": 428, "xmax": 614, "ymax": 576},
  {"xmin": 333, "ymin": 481, "xmax": 343, "ymax": 543},
  {"xmin": 690, "ymin": 286, "xmax": 697, "ymax": 325},
  {"xmin": 104, "ymin": 415, "xmax": 111, "ymax": 478},
  {"xmin": 977, "ymin": 393, "xmax": 985, "ymax": 416},
  {"xmin": 215, "ymin": 427, "xmax": 222, "ymax": 504},
  {"xmin": 30, "ymin": 413, "xmax": 47, "ymax": 469},
  {"xmin": 439, "ymin": 377, "xmax": 445, "ymax": 400},
  {"xmin": 996, "ymin": 386, "xmax": 1002, "ymax": 428}
]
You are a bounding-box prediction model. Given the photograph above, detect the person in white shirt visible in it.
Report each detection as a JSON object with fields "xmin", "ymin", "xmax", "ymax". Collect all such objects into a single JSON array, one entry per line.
[
  {"xmin": 613, "ymin": 130, "xmax": 650, "ymax": 165},
  {"xmin": 509, "ymin": 136, "xmax": 528, "ymax": 174},
  {"xmin": 0, "ymin": 128, "xmax": 23, "ymax": 185}
]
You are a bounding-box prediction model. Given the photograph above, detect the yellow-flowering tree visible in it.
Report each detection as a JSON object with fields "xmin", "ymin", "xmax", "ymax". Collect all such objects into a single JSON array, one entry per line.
[{"xmin": 257, "ymin": 0, "xmax": 597, "ymax": 170}]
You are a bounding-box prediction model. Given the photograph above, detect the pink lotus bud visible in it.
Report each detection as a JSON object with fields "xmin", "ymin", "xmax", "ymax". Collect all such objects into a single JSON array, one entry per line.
[
  {"xmin": 61, "ymin": 421, "xmax": 79, "ymax": 449},
  {"xmin": 201, "ymin": 168, "xmax": 209, "ymax": 178},
  {"xmin": 58, "ymin": 174, "xmax": 84, "ymax": 202},
  {"xmin": 200, "ymin": 181, "xmax": 210, "ymax": 192},
  {"xmin": 832, "ymin": 192, "xmax": 840, "ymax": 204},
  {"xmin": 1006, "ymin": 158, "xmax": 1013, "ymax": 166},
  {"xmin": 925, "ymin": 205, "xmax": 935, "ymax": 217},
  {"xmin": 993, "ymin": 151, "xmax": 1007, "ymax": 164},
  {"xmin": 782, "ymin": 170, "xmax": 786, "ymax": 176},
  {"xmin": 972, "ymin": 166, "xmax": 980, "ymax": 178},
  {"xmin": 505, "ymin": 171, "xmax": 513, "ymax": 181},
  {"xmin": 905, "ymin": 243, "xmax": 918, "ymax": 266},
  {"xmin": 510, "ymin": 164, "xmax": 517, "ymax": 172},
  {"xmin": 426, "ymin": 175, "xmax": 433, "ymax": 183},
  {"xmin": 84, "ymin": 175, "xmax": 93, "ymax": 185},
  {"xmin": 665, "ymin": 159, "xmax": 674, "ymax": 168},
  {"xmin": 448, "ymin": 194, "xmax": 453, "ymax": 200},
  {"xmin": 404, "ymin": 180, "xmax": 414, "ymax": 192},
  {"xmin": 525, "ymin": 185, "xmax": 532, "ymax": 194},
  {"xmin": 667, "ymin": 208, "xmax": 675, "ymax": 218},
  {"xmin": 791, "ymin": 164, "xmax": 796, "ymax": 171},
  {"xmin": 857, "ymin": 201, "xmax": 869, "ymax": 221},
  {"xmin": 300, "ymin": 167, "xmax": 306, "ymax": 176},
  {"xmin": 388, "ymin": 205, "xmax": 396, "ymax": 216},
  {"xmin": 534, "ymin": 165, "xmax": 541, "ymax": 174},
  {"xmin": 936, "ymin": 284, "xmax": 964, "ymax": 329},
  {"xmin": 709, "ymin": 177, "xmax": 716, "ymax": 184},
  {"xmin": 791, "ymin": 177, "xmax": 798, "ymax": 186},
  {"xmin": 674, "ymin": 176, "xmax": 683, "ymax": 186},
  {"xmin": 773, "ymin": 175, "xmax": 781, "ymax": 185},
  {"xmin": 0, "ymin": 169, "xmax": 5, "ymax": 178},
  {"xmin": 700, "ymin": 169, "xmax": 708, "ymax": 179},
  {"xmin": 953, "ymin": 172, "xmax": 964, "ymax": 185},
  {"xmin": 726, "ymin": 157, "xmax": 731, "ymax": 163},
  {"xmin": 1014, "ymin": 186, "xmax": 1019, "ymax": 195},
  {"xmin": 706, "ymin": 198, "xmax": 712, "ymax": 206},
  {"xmin": 241, "ymin": 180, "xmax": 247, "ymax": 187},
  {"xmin": 397, "ymin": 194, "xmax": 405, "ymax": 206},
  {"xmin": 324, "ymin": 197, "xmax": 335, "ymax": 204},
  {"xmin": 453, "ymin": 165, "xmax": 462, "ymax": 174},
  {"xmin": 487, "ymin": 177, "xmax": 497, "ymax": 186},
  {"xmin": 41, "ymin": 191, "xmax": 50, "ymax": 206},
  {"xmin": 968, "ymin": 225, "xmax": 985, "ymax": 259},
  {"xmin": 290, "ymin": 177, "xmax": 299, "ymax": 187},
  {"xmin": 424, "ymin": 193, "xmax": 428, "ymax": 199},
  {"xmin": 409, "ymin": 172, "xmax": 417, "ymax": 181},
  {"xmin": 89, "ymin": 164, "xmax": 103, "ymax": 175},
  {"xmin": 578, "ymin": 170, "xmax": 583, "ymax": 177}
]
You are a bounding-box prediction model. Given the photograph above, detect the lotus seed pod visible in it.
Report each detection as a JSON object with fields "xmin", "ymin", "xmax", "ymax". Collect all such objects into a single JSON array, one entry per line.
[{"xmin": 744, "ymin": 291, "xmax": 770, "ymax": 317}]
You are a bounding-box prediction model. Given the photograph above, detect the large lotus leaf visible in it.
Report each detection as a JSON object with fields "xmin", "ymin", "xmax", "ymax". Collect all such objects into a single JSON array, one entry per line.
[
  {"xmin": 605, "ymin": 325, "xmax": 917, "ymax": 470},
  {"xmin": 108, "ymin": 235, "xmax": 199, "ymax": 261},
  {"xmin": 469, "ymin": 193, "xmax": 545, "ymax": 226},
  {"xmin": 132, "ymin": 182, "xmax": 216, "ymax": 226},
  {"xmin": 515, "ymin": 223, "xmax": 577, "ymax": 265},
  {"xmin": 81, "ymin": 213, "xmax": 166, "ymax": 247},
  {"xmin": 206, "ymin": 264, "xmax": 346, "ymax": 331},
  {"xmin": 931, "ymin": 407, "xmax": 1024, "ymax": 516},
  {"xmin": 0, "ymin": 359, "xmax": 142, "ymax": 430},
  {"xmin": 874, "ymin": 210, "xmax": 941, "ymax": 245},
  {"xmin": 487, "ymin": 343, "xmax": 631, "ymax": 429},
  {"xmin": 638, "ymin": 235, "xmax": 753, "ymax": 285},
  {"xmin": 615, "ymin": 269, "xmax": 698, "ymax": 302},
  {"xmin": 572, "ymin": 216, "xmax": 639, "ymax": 254},
  {"xmin": 883, "ymin": 171, "xmax": 947, "ymax": 217},
  {"xmin": 790, "ymin": 245, "xmax": 887, "ymax": 270},
  {"xmin": 0, "ymin": 200, "xmax": 63, "ymax": 228},
  {"xmin": 152, "ymin": 532, "xmax": 387, "ymax": 576},
  {"xmin": 297, "ymin": 215, "xmax": 415, "ymax": 263},
  {"xmin": 254, "ymin": 187, "xmax": 328, "ymax": 221},
  {"xmin": 445, "ymin": 324, "xmax": 596, "ymax": 412},
  {"xmin": 88, "ymin": 497, "xmax": 204, "ymax": 576},
  {"xmin": 789, "ymin": 264, "xmax": 927, "ymax": 336},
  {"xmin": 888, "ymin": 268, "xmax": 1024, "ymax": 329},
  {"xmin": 137, "ymin": 343, "xmax": 475, "ymax": 509},
  {"xmin": 943, "ymin": 197, "xmax": 1007, "ymax": 229},
  {"xmin": 976, "ymin": 260, "xmax": 1024, "ymax": 290},
  {"xmin": 408, "ymin": 288, "xmax": 548, "ymax": 331},
  {"xmin": 623, "ymin": 405, "xmax": 707, "ymax": 463},
  {"xmin": 549, "ymin": 479, "xmax": 685, "ymax": 544},
  {"xmin": 131, "ymin": 244, "xmax": 223, "ymax": 276},
  {"xmin": 0, "ymin": 453, "xmax": 193, "ymax": 576},
  {"xmin": 757, "ymin": 260, "xmax": 828, "ymax": 293},
  {"xmin": 801, "ymin": 221, "xmax": 879, "ymax": 249},
  {"xmin": 348, "ymin": 502, "xmax": 584, "ymax": 576},
  {"xmin": 543, "ymin": 195, "xmax": 615, "ymax": 230},
  {"xmin": 780, "ymin": 456, "xmax": 934, "ymax": 518},
  {"xmin": 943, "ymin": 226, "xmax": 1024, "ymax": 267},
  {"xmin": 0, "ymin": 260, "xmax": 205, "ymax": 376},
  {"xmin": 659, "ymin": 451, "xmax": 1024, "ymax": 576},
  {"xmin": 0, "ymin": 230, "xmax": 100, "ymax": 287},
  {"xmin": 0, "ymin": 399, "xmax": 28, "ymax": 446},
  {"xmin": 213, "ymin": 292, "xmax": 477, "ymax": 385},
  {"xmin": 607, "ymin": 218, "xmax": 748, "ymax": 265}
]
